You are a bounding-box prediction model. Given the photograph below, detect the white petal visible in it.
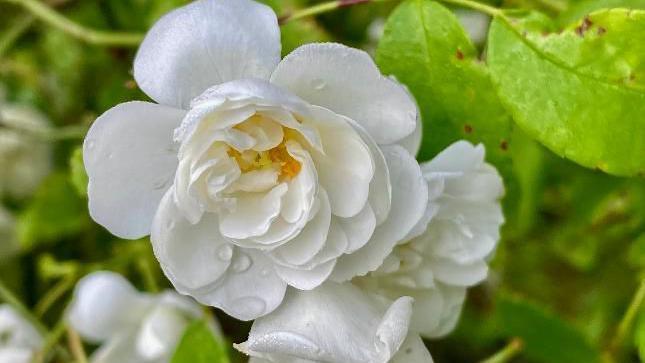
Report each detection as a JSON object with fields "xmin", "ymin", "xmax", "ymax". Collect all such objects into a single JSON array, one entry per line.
[
  {"xmin": 335, "ymin": 204, "xmax": 376, "ymax": 254},
  {"xmin": 237, "ymin": 282, "xmax": 412, "ymax": 363},
  {"xmin": 0, "ymin": 305, "xmax": 42, "ymax": 349},
  {"xmin": 307, "ymin": 106, "xmax": 373, "ymax": 218},
  {"xmin": 422, "ymin": 141, "xmax": 485, "ymax": 174},
  {"xmin": 397, "ymin": 114, "xmax": 422, "ymax": 157},
  {"xmin": 84, "ymin": 101, "xmax": 184, "ymax": 239},
  {"xmin": 90, "ymin": 332, "xmax": 142, "ymax": 363},
  {"xmin": 331, "ymin": 146, "xmax": 428, "ymax": 282},
  {"xmin": 190, "ymin": 250, "xmax": 287, "ymax": 321},
  {"xmin": 0, "ymin": 348, "xmax": 34, "ymax": 363},
  {"xmin": 271, "ymin": 43, "xmax": 417, "ymax": 145},
  {"xmin": 273, "ymin": 260, "xmax": 336, "ymax": 290},
  {"xmin": 67, "ymin": 271, "xmax": 150, "ymax": 343},
  {"xmin": 219, "ymin": 183, "xmax": 288, "ymax": 240},
  {"xmin": 271, "ymin": 189, "xmax": 331, "ymax": 266},
  {"xmin": 134, "ymin": 0, "xmax": 280, "ymax": 108},
  {"xmin": 409, "ymin": 286, "xmax": 466, "ymax": 338},
  {"xmin": 391, "ymin": 335, "xmax": 434, "ymax": 363},
  {"xmin": 431, "ymin": 257, "xmax": 489, "ymax": 287},
  {"xmin": 151, "ymin": 189, "xmax": 233, "ymax": 291},
  {"xmin": 136, "ymin": 305, "xmax": 188, "ymax": 360}
]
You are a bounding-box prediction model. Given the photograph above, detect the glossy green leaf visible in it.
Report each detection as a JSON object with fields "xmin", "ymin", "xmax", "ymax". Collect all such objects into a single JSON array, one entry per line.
[
  {"xmin": 496, "ymin": 294, "xmax": 601, "ymax": 363},
  {"xmin": 488, "ymin": 10, "xmax": 645, "ymax": 176},
  {"xmin": 376, "ymin": 0, "xmax": 513, "ymax": 165},
  {"xmin": 171, "ymin": 320, "xmax": 229, "ymax": 363},
  {"xmin": 558, "ymin": 0, "xmax": 645, "ymax": 26}
]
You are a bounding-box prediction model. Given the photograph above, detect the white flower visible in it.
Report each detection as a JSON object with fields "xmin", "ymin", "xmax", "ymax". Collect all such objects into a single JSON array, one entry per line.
[
  {"xmin": 0, "ymin": 101, "xmax": 52, "ymax": 199},
  {"xmin": 0, "ymin": 304, "xmax": 43, "ymax": 363},
  {"xmin": 83, "ymin": 0, "xmax": 427, "ymax": 320},
  {"xmin": 236, "ymin": 282, "xmax": 433, "ymax": 363},
  {"xmin": 67, "ymin": 271, "xmax": 217, "ymax": 363},
  {"xmin": 360, "ymin": 141, "xmax": 504, "ymax": 338}
]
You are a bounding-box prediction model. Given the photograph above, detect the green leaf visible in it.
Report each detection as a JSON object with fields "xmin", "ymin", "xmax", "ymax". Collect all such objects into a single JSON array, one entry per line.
[
  {"xmin": 496, "ymin": 294, "xmax": 601, "ymax": 363},
  {"xmin": 69, "ymin": 146, "xmax": 88, "ymax": 197},
  {"xmin": 636, "ymin": 309, "xmax": 645, "ymax": 361},
  {"xmin": 487, "ymin": 10, "xmax": 645, "ymax": 176},
  {"xmin": 171, "ymin": 320, "xmax": 230, "ymax": 363},
  {"xmin": 376, "ymin": 0, "xmax": 512, "ymax": 166},
  {"xmin": 16, "ymin": 173, "xmax": 88, "ymax": 249},
  {"xmin": 558, "ymin": 0, "xmax": 645, "ymax": 26}
]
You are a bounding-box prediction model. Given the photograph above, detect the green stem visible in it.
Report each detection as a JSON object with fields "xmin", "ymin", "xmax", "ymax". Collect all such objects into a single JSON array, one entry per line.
[
  {"xmin": 67, "ymin": 327, "xmax": 88, "ymax": 363},
  {"xmin": 279, "ymin": 0, "xmax": 395, "ymax": 24},
  {"xmin": 33, "ymin": 318, "xmax": 70, "ymax": 363},
  {"xmin": 438, "ymin": 0, "xmax": 503, "ymax": 17},
  {"xmin": 34, "ymin": 275, "xmax": 77, "ymax": 318},
  {"xmin": 1, "ymin": 0, "xmax": 144, "ymax": 47},
  {"xmin": 0, "ymin": 14, "xmax": 34, "ymax": 58},
  {"xmin": 608, "ymin": 279, "xmax": 645, "ymax": 354},
  {"xmin": 480, "ymin": 338, "xmax": 524, "ymax": 363},
  {"xmin": 137, "ymin": 257, "xmax": 159, "ymax": 293},
  {"xmin": 0, "ymin": 278, "xmax": 48, "ymax": 336}
]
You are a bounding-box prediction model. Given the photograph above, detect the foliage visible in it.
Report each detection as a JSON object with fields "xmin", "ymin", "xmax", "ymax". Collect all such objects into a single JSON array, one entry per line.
[{"xmin": 0, "ymin": 0, "xmax": 643, "ymax": 361}]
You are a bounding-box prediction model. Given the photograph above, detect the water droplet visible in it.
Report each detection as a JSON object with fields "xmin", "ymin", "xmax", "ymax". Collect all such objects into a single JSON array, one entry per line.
[
  {"xmin": 165, "ymin": 219, "xmax": 176, "ymax": 230},
  {"xmin": 232, "ymin": 253, "xmax": 251, "ymax": 272},
  {"xmin": 227, "ymin": 296, "xmax": 266, "ymax": 319},
  {"xmin": 217, "ymin": 245, "xmax": 233, "ymax": 261},
  {"xmin": 260, "ymin": 268, "xmax": 270, "ymax": 277},
  {"xmin": 106, "ymin": 152, "xmax": 114, "ymax": 159},
  {"xmin": 310, "ymin": 78, "xmax": 326, "ymax": 91},
  {"xmin": 85, "ymin": 139, "xmax": 95, "ymax": 150}
]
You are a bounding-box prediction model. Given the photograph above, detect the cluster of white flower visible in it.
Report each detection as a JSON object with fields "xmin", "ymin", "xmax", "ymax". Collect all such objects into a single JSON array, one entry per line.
[
  {"xmin": 0, "ymin": 305, "xmax": 43, "ymax": 363},
  {"xmin": 67, "ymin": 271, "xmax": 218, "ymax": 363},
  {"xmin": 82, "ymin": 0, "xmax": 505, "ymax": 361}
]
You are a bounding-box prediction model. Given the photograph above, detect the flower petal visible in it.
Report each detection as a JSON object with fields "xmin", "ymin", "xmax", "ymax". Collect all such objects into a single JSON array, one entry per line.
[
  {"xmin": 134, "ymin": 0, "xmax": 280, "ymax": 108},
  {"xmin": 273, "ymin": 259, "xmax": 336, "ymax": 290},
  {"xmin": 136, "ymin": 305, "xmax": 188, "ymax": 360},
  {"xmin": 331, "ymin": 146, "xmax": 428, "ymax": 282},
  {"xmin": 307, "ymin": 106, "xmax": 373, "ymax": 218},
  {"xmin": 151, "ymin": 189, "xmax": 233, "ymax": 291},
  {"xmin": 237, "ymin": 282, "xmax": 412, "ymax": 363},
  {"xmin": 67, "ymin": 271, "xmax": 150, "ymax": 343},
  {"xmin": 391, "ymin": 335, "xmax": 434, "ymax": 363},
  {"xmin": 84, "ymin": 101, "xmax": 184, "ymax": 239},
  {"xmin": 191, "ymin": 250, "xmax": 287, "ymax": 321},
  {"xmin": 271, "ymin": 43, "xmax": 417, "ymax": 145}
]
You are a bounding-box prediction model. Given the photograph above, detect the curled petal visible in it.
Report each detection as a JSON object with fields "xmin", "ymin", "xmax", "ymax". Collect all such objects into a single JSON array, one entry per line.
[{"xmin": 237, "ymin": 282, "xmax": 412, "ymax": 363}]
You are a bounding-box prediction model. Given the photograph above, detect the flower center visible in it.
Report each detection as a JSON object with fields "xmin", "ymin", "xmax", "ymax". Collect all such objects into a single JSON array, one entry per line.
[{"xmin": 227, "ymin": 129, "xmax": 302, "ymax": 182}]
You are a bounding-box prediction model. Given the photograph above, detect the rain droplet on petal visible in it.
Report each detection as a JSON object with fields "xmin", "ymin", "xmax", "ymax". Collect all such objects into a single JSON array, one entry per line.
[
  {"xmin": 260, "ymin": 268, "xmax": 270, "ymax": 277},
  {"xmin": 165, "ymin": 219, "xmax": 176, "ymax": 230},
  {"xmin": 152, "ymin": 178, "xmax": 169, "ymax": 190},
  {"xmin": 232, "ymin": 253, "xmax": 251, "ymax": 272},
  {"xmin": 217, "ymin": 245, "xmax": 233, "ymax": 261}
]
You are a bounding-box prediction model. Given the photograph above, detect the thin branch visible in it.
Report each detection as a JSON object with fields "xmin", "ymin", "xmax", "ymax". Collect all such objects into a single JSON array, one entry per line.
[
  {"xmin": 1, "ymin": 0, "xmax": 144, "ymax": 47},
  {"xmin": 438, "ymin": 0, "xmax": 503, "ymax": 17},
  {"xmin": 606, "ymin": 279, "xmax": 645, "ymax": 358},
  {"xmin": 67, "ymin": 327, "xmax": 88, "ymax": 363},
  {"xmin": 279, "ymin": 0, "xmax": 394, "ymax": 24},
  {"xmin": 480, "ymin": 338, "xmax": 524, "ymax": 363}
]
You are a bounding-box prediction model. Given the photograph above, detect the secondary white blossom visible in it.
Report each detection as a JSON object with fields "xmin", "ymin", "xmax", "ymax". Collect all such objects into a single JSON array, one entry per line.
[
  {"xmin": 0, "ymin": 305, "xmax": 43, "ymax": 363},
  {"xmin": 67, "ymin": 271, "xmax": 217, "ymax": 363},
  {"xmin": 0, "ymin": 99, "xmax": 52, "ymax": 199},
  {"xmin": 84, "ymin": 0, "xmax": 426, "ymax": 321},
  {"xmin": 237, "ymin": 282, "xmax": 433, "ymax": 363},
  {"xmin": 360, "ymin": 141, "xmax": 504, "ymax": 338}
]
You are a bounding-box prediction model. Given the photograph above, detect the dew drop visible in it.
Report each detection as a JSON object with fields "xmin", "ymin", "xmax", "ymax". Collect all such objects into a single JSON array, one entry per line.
[
  {"xmin": 165, "ymin": 219, "xmax": 176, "ymax": 230},
  {"xmin": 310, "ymin": 78, "xmax": 326, "ymax": 91},
  {"xmin": 217, "ymin": 245, "xmax": 233, "ymax": 261},
  {"xmin": 85, "ymin": 139, "xmax": 95, "ymax": 150},
  {"xmin": 260, "ymin": 268, "xmax": 270, "ymax": 277},
  {"xmin": 232, "ymin": 253, "xmax": 251, "ymax": 272}
]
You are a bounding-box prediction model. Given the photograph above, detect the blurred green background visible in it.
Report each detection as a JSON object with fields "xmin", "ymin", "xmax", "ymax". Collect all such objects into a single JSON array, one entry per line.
[{"xmin": 0, "ymin": 0, "xmax": 644, "ymax": 362}]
